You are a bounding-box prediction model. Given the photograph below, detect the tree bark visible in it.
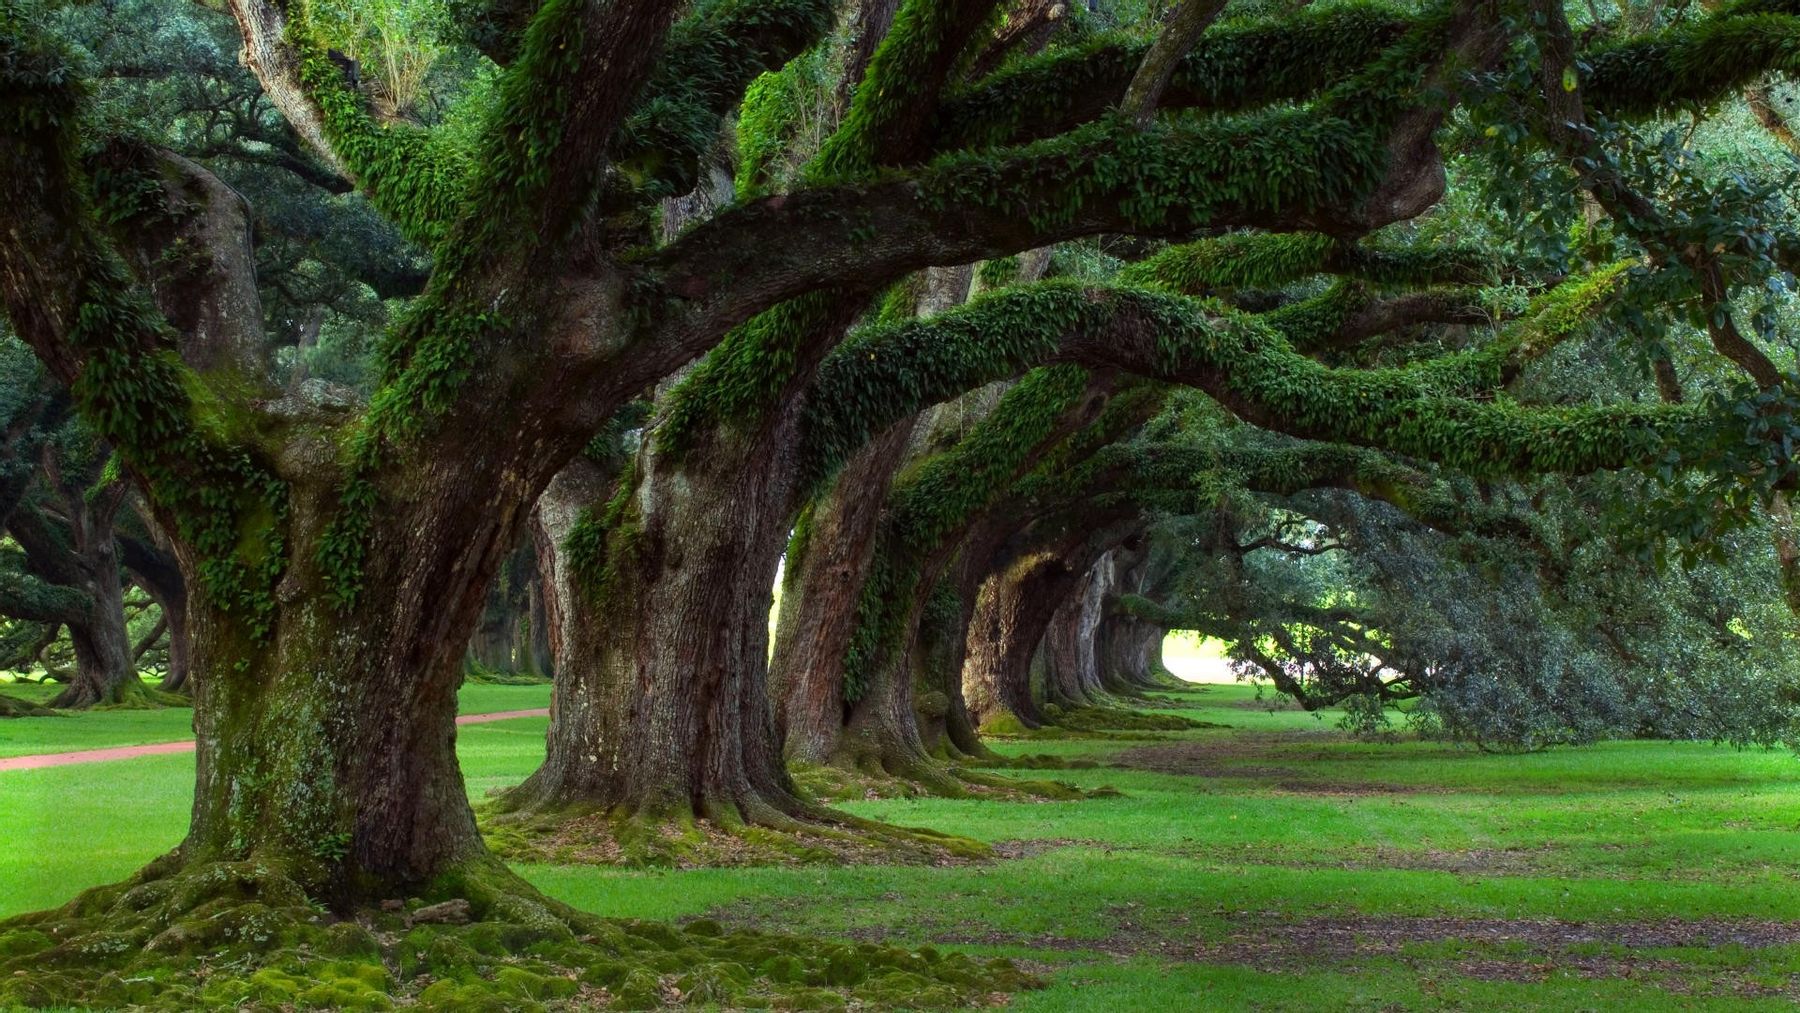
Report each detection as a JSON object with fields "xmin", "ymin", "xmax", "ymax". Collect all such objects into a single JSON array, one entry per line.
[
  {"xmin": 169, "ymin": 447, "xmax": 561, "ymax": 908},
  {"xmin": 771, "ymin": 266, "xmax": 979, "ymax": 769},
  {"xmin": 509, "ymin": 417, "xmax": 815, "ymax": 826},
  {"xmin": 771, "ymin": 421, "xmax": 915, "ymax": 764},
  {"xmin": 525, "ymin": 567, "xmax": 553, "ymax": 677}
]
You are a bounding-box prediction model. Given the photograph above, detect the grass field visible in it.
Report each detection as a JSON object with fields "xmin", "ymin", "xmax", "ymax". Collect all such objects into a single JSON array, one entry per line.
[
  {"xmin": 0, "ymin": 681, "xmax": 549, "ymax": 758},
  {"xmin": 4, "ymin": 680, "xmax": 1800, "ymax": 1009}
]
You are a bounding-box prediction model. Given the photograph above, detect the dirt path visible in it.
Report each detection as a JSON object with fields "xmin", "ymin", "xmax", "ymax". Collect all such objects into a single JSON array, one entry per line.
[{"xmin": 0, "ymin": 707, "xmax": 549, "ymax": 773}]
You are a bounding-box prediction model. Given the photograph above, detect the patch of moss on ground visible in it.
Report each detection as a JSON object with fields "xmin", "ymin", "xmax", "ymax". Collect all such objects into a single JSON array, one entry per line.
[
  {"xmin": 979, "ymin": 708, "xmax": 1211, "ymax": 740},
  {"xmin": 0, "ymin": 855, "xmax": 1036, "ymax": 1010},
  {"xmin": 1040, "ymin": 704, "xmax": 1222, "ymax": 732}
]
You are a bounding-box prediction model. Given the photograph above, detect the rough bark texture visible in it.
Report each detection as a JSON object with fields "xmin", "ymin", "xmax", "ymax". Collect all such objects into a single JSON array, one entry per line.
[
  {"xmin": 509, "ymin": 413, "xmax": 817, "ymax": 825},
  {"xmin": 771, "ymin": 421, "xmax": 914, "ymax": 764},
  {"xmin": 171, "ymin": 433, "xmax": 581, "ymax": 906}
]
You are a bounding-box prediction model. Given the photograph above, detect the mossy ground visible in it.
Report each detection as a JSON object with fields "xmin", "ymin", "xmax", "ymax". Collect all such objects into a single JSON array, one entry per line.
[
  {"xmin": 0, "ymin": 853, "xmax": 1031, "ymax": 1010},
  {"xmin": 0, "ymin": 692, "xmax": 57, "ymax": 718},
  {"xmin": 977, "ymin": 704, "xmax": 1217, "ymax": 740},
  {"xmin": 1037, "ymin": 703, "xmax": 1220, "ymax": 732},
  {"xmin": 0, "ymin": 676, "xmax": 186, "ymax": 716}
]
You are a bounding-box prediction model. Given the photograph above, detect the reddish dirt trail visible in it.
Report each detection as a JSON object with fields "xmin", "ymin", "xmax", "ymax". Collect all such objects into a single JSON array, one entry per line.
[{"xmin": 0, "ymin": 707, "xmax": 550, "ymax": 773}]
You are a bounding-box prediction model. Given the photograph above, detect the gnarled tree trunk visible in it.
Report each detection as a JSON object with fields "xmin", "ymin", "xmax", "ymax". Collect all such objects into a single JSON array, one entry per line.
[
  {"xmin": 9, "ymin": 480, "xmax": 144, "ymax": 709},
  {"xmin": 173, "ymin": 447, "xmax": 563, "ymax": 907},
  {"xmin": 771, "ymin": 422, "xmax": 914, "ymax": 765},
  {"xmin": 508, "ymin": 418, "xmax": 814, "ymax": 827}
]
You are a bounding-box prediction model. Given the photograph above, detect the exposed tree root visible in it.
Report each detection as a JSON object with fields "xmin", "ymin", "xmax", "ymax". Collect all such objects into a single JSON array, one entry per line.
[
  {"xmin": 980, "ymin": 705, "xmax": 1222, "ymax": 739},
  {"xmin": 48, "ymin": 680, "xmax": 189, "ymax": 711},
  {"xmin": 1040, "ymin": 703, "xmax": 1218, "ymax": 731},
  {"xmin": 791, "ymin": 760, "xmax": 1103, "ymax": 804},
  {"xmin": 480, "ymin": 800, "xmax": 998, "ymax": 869},
  {"xmin": 0, "ymin": 693, "xmax": 58, "ymax": 718},
  {"xmin": 0, "ymin": 853, "xmax": 1035, "ymax": 1010}
]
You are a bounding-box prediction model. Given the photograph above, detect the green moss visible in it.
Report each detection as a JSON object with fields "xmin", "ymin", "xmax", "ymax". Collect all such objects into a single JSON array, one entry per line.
[
  {"xmin": 932, "ymin": 1, "xmax": 1414, "ymax": 151},
  {"xmin": 1040, "ymin": 703, "xmax": 1218, "ymax": 732},
  {"xmin": 1582, "ymin": 5, "xmax": 1800, "ymax": 118},
  {"xmin": 612, "ymin": 0, "xmax": 834, "ymax": 202},
  {"xmin": 1120, "ymin": 232, "xmax": 1498, "ymax": 294},
  {"xmin": 0, "ymin": 856, "xmax": 1036, "ymax": 1009}
]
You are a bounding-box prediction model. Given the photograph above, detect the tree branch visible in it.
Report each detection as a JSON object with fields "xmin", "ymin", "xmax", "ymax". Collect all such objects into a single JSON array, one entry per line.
[
  {"xmin": 1118, "ymin": 0, "xmax": 1231, "ymax": 127},
  {"xmin": 798, "ymin": 273, "xmax": 1683, "ymax": 488}
]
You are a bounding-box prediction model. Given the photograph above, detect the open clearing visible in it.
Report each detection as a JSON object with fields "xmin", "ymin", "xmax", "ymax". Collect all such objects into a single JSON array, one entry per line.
[{"xmin": 4, "ymin": 681, "xmax": 1798, "ymax": 1009}]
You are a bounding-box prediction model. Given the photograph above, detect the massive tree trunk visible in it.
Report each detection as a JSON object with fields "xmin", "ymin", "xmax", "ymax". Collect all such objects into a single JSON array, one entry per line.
[
  {"xmin": 910, "ymin": 571, "xmax": 986, "ymax": 758},
  {"xmin": 771, "ymin": 422, "xmax": 914, "ymax": 765},
  {"xmin": 507, "ymin": 416, "xmax": 815, "ymax": 827},
  {"xmin": 170, "ymin": 448, "xmax": 561, "ymax": 907}
]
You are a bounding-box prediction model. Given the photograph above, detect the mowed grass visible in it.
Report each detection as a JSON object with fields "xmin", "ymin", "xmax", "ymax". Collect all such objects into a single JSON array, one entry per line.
[
  {"xmin": 4, "ymin": 681, "xmax": 1800, "ymax": 1008},
  {"xmin": 0, "ymin": 680, "xmax": 549, "ymax": 758}
]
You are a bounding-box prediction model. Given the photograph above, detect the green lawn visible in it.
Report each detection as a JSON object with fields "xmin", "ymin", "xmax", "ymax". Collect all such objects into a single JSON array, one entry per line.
[
  {"xmin": 4, "ymin": 682, "xmax": 1799, "ymax": 1009},
  {"xmin": 0, "ymin": 680, "xmax": 549, "ymax": 758}
]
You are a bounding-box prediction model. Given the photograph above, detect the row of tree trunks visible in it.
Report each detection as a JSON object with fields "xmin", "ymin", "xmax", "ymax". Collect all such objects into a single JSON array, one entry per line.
[
  {"xmin": 771, "ymin": 265, "xmax": 982, "ymax": 777},
  {"xmin": 962, "ymin": 515, "xmax": 1145, "ymax": 730}
]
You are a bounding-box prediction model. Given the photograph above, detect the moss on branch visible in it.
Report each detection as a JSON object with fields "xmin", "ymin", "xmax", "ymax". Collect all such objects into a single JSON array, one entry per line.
[
  {"xmin": 610, "ymin": 0, "xmax": 835, "ymax": 202},
  {"xmin": 1120, "ymin": 232, "xmax": 1499, "ymax": 294},
  {"xmin": 1582, "ymin": 4, "xmax": 1800, "ymax": 118},
  {"xmin": 932, "ymin": 1, "xmax": 1414, "ymax": 152},
  {"xmin": 799, "ymin": 266, "xmax": 1687, "ymax": 493}
]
